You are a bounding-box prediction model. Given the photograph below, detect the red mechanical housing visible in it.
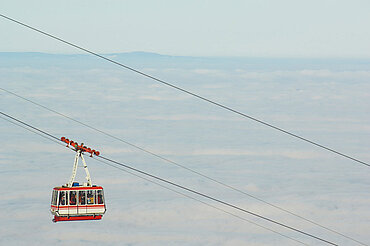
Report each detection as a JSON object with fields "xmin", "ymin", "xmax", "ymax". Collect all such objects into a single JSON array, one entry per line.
[{"xmin": 61, "ymin": 137, "xmax": 100, "ymax": 156}]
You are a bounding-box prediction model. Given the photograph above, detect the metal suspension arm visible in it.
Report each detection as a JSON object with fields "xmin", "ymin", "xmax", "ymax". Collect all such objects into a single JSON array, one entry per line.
[
  {"xmin": 80, "ymin": 153, "xmax": 92, "ymax": 186},
  {"xmin": 67, "ymin": 151, "xmax": 80, "ymax": 187}
]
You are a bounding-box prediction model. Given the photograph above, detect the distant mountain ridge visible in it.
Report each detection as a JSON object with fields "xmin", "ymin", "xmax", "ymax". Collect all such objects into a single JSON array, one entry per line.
[
  {"xmin": 1, "ymin": 51, "xmax": 368, "ymax": 71},
  {"xmin": 0, "ymin": 51, "xmax": 176, "ymax": 58}
]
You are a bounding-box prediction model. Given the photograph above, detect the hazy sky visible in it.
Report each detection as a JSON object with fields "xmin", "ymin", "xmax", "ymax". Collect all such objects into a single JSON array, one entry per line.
[{"xmin": 1, "ymin": 0, "xmax": 370, "ymax": 57}]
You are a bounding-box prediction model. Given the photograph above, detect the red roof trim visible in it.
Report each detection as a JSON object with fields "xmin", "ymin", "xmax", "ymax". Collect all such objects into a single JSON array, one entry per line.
[
  {"xmin": 53, "ymin": 186, "xmax": 103, "ymax": 191},
  {"xmin": 52, "ymin": 205, "xmax": 105, "ymax": 208}
]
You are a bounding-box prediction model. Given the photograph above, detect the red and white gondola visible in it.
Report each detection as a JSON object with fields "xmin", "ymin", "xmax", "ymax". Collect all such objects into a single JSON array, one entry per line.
[{"xmin": 50, "ymin": 138, "xmax": 106, "ymax": 222}]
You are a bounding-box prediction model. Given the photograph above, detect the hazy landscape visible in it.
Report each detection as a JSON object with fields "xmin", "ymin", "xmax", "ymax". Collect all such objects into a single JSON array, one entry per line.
[{"xmin": 0, "ymin": 52, "xmax": 369, "ymax": 245}]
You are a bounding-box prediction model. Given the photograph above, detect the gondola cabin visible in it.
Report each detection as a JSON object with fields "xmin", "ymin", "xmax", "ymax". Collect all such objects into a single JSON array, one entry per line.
[
  {"xmin": 51, "ymin": 137, "xmax": 106, "ymax": 222},
  {"xmin": 51, "ymin": 184, "xmax": 106, "ymax": 222}
]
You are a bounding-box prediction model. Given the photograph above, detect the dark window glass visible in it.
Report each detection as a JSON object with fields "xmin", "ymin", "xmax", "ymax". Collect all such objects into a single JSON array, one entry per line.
[
  {"xmin": 51, "ymin": 191, "xmax": 56, "ymax": 205},
  {"xmin": 59, "ymin": 191, "xmax": 66, "ymax": 205},
  {"xmin": 87, "ymin": 190, "xmax": 95, "ymax": 204},
  {"xmin": 78, "ymin": 191, "xmax": 86, "ymax": 205},
  {"xmin": 69, "ymin": 191, "xmax": 77, "ymax": 205},
  {"xmin": 52, "ymin": 190, "xmax": 57, "ymax": 205},
  {"xmin": 97, "ymin": 190, "xmax": 104, "ymax": 204}
]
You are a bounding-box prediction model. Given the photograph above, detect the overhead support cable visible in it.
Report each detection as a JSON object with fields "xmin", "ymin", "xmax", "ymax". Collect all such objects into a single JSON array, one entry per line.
[
  {"xmin": 0, "ymin": 113, "xmax": 309, "ymax": 246},
  {"xmin": 0, "ymin": 111, "xmax": 60, "ymax": 142},
  {"xmin": 0, "ymin": 110, "xmax": 339, "ymax": 246},
  {"xmin": 97, "ymin": 155, "xmax": 338, "ymax": 246},
  {"xmin": 96, "ymin": 159, "xmax": 310, "ymax": 246},
  {"xmin": 0, "ymin": 114, "xmax": 64, "ymax": 147},
  {"xmin": 1, "ymin": 87, "xmax": 367, "ymax": 246},
  {"xmin": 0, "ymin": 14, "xmax": 368, "ymax": 168}
]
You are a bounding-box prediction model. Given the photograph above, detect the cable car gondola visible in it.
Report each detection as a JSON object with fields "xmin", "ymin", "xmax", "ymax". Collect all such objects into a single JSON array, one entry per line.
[{"xmin": 50, "ymin": 138, "xmax": 106, "ymax": 222}]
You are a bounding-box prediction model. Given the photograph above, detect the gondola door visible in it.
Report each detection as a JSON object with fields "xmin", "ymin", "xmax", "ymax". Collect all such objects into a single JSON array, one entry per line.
[
  {"xmin": 68, "ymin": 190, "xmax": 78, "ymax": 215},
  {"xmin": 78, "ymin": 190, "xmax": 87, "ymax": 214}
]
